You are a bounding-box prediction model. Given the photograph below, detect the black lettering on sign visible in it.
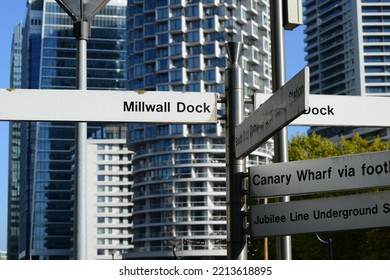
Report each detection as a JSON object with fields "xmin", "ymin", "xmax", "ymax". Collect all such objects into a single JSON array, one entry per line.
[{"xmin": 303, "ymin": 105, "xmax": 334, "ymax": 115}]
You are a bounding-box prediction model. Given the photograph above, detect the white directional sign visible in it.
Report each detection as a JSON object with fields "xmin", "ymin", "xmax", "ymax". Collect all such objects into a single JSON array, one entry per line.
[
  {"xmin": 250, "ymin": 150, "xmax": 390, "ymax": 198},
  {"xmin": 0, "ymin": 89, "xmax": 217, "ymax": 123},
  {"xmin": 235, "ymin": 67, "xmax": 309, "ymax": 158},
  {"xmin": 255, "ymin": 93, "xmax": 390, "ymax": 127},
  {"xmin": 251, "ymin": 191, "xmax": 390, "ymax": 237}
]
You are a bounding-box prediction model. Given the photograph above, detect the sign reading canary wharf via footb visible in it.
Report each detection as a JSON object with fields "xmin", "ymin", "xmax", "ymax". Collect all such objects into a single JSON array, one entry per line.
[
  {"xmin": 250, "ymin": 150, "xmax": 390, "ymax": 198},
  {"xmin": 0, "ymin": 89, "xmax": 218, "ymax": 123},
  {"xmin": 251, "ymin": 190, "xmax": 390, "ymax": 237}
]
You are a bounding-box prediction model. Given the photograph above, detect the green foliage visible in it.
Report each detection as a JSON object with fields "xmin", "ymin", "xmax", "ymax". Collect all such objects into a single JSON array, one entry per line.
[
  {"xmin": 289, "ymin": 133, "xmax": 338, "ymax": 160},
  {"xmin": 289, "ymin": 133, "xmax": 390, "ymax": 161},
  {"xmin": 249, "ymin": 133, "xmax": 390, "ymax": 260}
]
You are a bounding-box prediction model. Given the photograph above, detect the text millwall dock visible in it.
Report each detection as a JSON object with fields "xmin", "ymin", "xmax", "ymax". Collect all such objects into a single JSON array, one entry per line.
[{"xmin": 123, "ymin": 101, "xmax": 211, "ymax": 113}]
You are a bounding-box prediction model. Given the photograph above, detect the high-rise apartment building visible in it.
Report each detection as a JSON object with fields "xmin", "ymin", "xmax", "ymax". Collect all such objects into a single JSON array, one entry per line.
[
  {"xmin": 15, "ymin": 0, "xmax": 128, "ymax": 260},
  {"xmin": 85, "ymin": 125, "xmax": 133, "ymax": 260},
  {"xmin": 304, "ymin": 0, "xmax": 390, "ymax": 140},
  {"xmin": 124, "ymin": 0, "xmax": 274, "ymax": 260}
]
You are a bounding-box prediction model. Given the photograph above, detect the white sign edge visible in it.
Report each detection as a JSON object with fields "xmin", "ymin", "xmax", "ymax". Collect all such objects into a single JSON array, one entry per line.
[{"xmin": 0, "ymin": 89, "xmax": 218, "ymax": 123}]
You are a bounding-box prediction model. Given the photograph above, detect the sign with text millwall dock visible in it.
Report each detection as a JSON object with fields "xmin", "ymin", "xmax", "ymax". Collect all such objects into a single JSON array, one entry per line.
[
  {"xmin": 255, "ymin": 93, "xmax": 390, "ymax": 127},
  {"xmin": 0, "ymin": 89, "xmax": 217, "ymax": 123},
  {"xmin": 251, "ymin": 191, "xmax": 390, "ymax": 237},
  {"xmin": 235, "ymin": 67, "xmax": 309, "ymax": 159},
  {"xmin": 250, "ymin": 150, "xmax": 390, "ymax": 198}
]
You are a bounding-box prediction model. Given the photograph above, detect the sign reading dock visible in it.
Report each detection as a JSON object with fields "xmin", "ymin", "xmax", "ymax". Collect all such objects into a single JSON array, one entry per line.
[
  {"xmin": 250, "ymin": 150, "xmax": 390, "ymax": 198},
  {"xmin": 255, "ymin": 93, "xmax": 390, "ymax": 127},
  {"xmin": 0, "ymin": 89, "xmax": 218, "ymax": 123}
]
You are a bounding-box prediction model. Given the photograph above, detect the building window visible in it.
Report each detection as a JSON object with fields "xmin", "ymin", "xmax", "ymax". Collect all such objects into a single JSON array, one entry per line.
[
  {"xmin": 145, "ymin": 49, "xmax": 156, "ymax": 61},
  {"xmin": 187, "ymin": 83, "xmax": 200, "ymax": 91},
  {"xmin": 204, "ymin": 43, "xmax": 215, "ymax": 55},
  {"xmin": 203, "ymin": 18, "xmax": 215, "ymax": 29},
  {"xmin": 187, "ymin": 57, "xmax": 200, "ymax": 68},
  {"xmin": 170, "ymin": 18, "xmax": 182, "ymax": 30},
  {"xmin": 187, "ymin": 31, "xmax": 200, "ymax": 43},
  {"xmin": 97, "ymin": 249, "xmax": 105, "ymax": 255},
  {"xmin": 157, "ymin": 34, "xmax": 169, "ymax": 46},
  {"xmin": 157, "ymin": 59, "xmax": 169, "ymax": 71},
  {"xmin": 98, "ymin": 175, "xmax": 105, "ymax": 181},
  {"xmin": 171, "ymin": 124, "xmax": 183, "ymax": 135},
  {"xmin": 204, "ymin": 69, "xmax": 216, "ymax": 81},
  {"xmin": 171, "ymin": 69, "xmax": 182, "ymax": 81},
  {"xmin": 144, "ymin": 23, "xmax": 156, "ymax": 36},
  {"xmin": 170, "ymin": 44, "xmax": 182, "ymax": 56},
  {"xmin": 186, "ymin": 5, "xmax": 199, "ymax": 17},
  {"xmin": 97, "ymin": 154, "xmax": 105, "ymax": 160},
  {"xmin": 157, "ymin": 8, "xmax": 168, "ymax": 20}
]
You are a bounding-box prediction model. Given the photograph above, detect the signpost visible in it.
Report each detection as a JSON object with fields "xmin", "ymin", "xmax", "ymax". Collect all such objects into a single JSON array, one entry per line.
[
  {"xmin": 250, "ymin": 150, "xmax": 390, "ymax": 198},
  {"xmin": 235, "ymin": 67, "xmax": 309, "ymax": 159},
  {"xmin": 0, "ymin": 89, "xmax": 218, "ymax": 123},
  {"xmin": 225, "ymin": 42, "xmax": 247, "ymax": 260},
  {"xmin": 255, "ymin": 93, "xmax": 390, "ymax": 127},
  {"xmin": 55, "ymin": 0, "xmax": 110, "ymax": 260},
  {"xmin": 251, "ymin": 191, "xmax": 390, "ymax": 237},
  {"xmin": 270, "ymin": 0, "xmax": 303, "ymax": 260}
]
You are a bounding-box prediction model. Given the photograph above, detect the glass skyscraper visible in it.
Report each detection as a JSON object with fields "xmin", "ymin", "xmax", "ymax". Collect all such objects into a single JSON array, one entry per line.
[
  {"xmin": 16, "ymin": 0, "xmax": 128, "ymax": 260},
  {"xmin": 124, "ymin": 0, "xmax": 274, "ymax": 259},
  {"xmin": 304, "ymin": 0, "xmax": 390, "ymax": 140},
  {"xmin": 7, "ymin": 22, "xmax": 24, "ymax": 260}
]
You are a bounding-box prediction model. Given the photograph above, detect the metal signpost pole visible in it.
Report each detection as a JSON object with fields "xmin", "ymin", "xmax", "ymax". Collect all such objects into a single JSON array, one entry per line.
[
  {"xmin": 225, "ymin": 42, "xmax": 247, "ymax": 260},
  {"xmin": 75, "ymin": 19, "xmax": 88, "ymax": 261},
  {"xmin": 270, "ymin": 0, "xmax": 292, "ymax": 260},
  {"xmin": 55, "ymin": 0, "xmax": 110, "ymax": 260}
]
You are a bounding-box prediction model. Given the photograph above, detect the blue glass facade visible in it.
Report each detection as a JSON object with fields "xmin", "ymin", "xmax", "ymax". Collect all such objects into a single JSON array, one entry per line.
[
  {"xmin": 18, "ymin": 0, "xmax": 127, "ymax": 260},
  {"xmin": 7, "ymin": 23, "xmax": 24, "ymax": 260}
]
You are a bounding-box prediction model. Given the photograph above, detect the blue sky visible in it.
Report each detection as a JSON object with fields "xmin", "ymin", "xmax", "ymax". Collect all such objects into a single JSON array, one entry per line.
[{"xmin": 0, "ymin": 2, "xmax": 307, "ymax": 252}]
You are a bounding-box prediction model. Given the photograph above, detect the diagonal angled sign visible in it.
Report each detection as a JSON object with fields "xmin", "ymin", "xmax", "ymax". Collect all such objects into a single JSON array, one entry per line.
[{"xmin": 235, "ymin": 67, "xmax": 310, "ymax": 158}]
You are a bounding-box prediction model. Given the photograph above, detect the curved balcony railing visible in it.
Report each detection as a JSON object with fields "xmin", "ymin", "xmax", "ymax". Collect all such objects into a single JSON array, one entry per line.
[
  {"xmin": 133, "ymin": 172, "xmax": 226, "ymax": 184},
  {"xmin": 133, "ymin": 144, "xmax": 226, "ymax": 158}
]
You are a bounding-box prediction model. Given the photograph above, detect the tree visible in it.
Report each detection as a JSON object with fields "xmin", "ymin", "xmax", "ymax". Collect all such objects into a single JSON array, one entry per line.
[
  {"xmin": 289, "ymin": 133, "xmax": 338, "ymax": 160},
  {"xmin": 289, "ymin": 133, "xmax": 390, "ymax": 159}
]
